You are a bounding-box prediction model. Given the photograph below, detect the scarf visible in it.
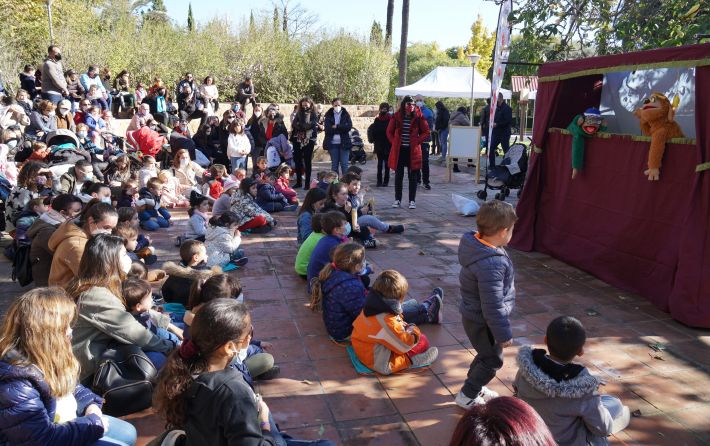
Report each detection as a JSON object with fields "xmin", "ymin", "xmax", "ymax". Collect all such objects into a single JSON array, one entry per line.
[{"xmin": 40, "ymin": 210, "xmax": 66, "ymax": 226}]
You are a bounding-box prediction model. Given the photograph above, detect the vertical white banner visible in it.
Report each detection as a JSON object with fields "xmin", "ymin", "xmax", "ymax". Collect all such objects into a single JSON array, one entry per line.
[{"xmin": 488, "ymin": 0, "xmax": 513, "ymax": 148}]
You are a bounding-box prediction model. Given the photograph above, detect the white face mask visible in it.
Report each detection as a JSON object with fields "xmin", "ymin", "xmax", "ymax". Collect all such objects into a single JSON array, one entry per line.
[
  {"xmin": 90, "ymin": 228, "xmax": 111, "ymax": 236},
  {"xmin": 100, "ymin": 196, "xmax": 111, "ymax": 204},
  {"xmin": 254, "ymin": 111, "xmax": 262, "ymax": 118},
  {"xmin": 179, "ymin": 159, "xmax": 189, "ymax": 168},
  {"xmin": 82, "ymin": 172, "xmax": 94, "ymax": 182},
  {"xmin": 333, "ymin": 106, "xmax": 342, "ymax": 114},
  {"xmin": 416, "ymin": 101, "xmax": 424, "ymax": 107},
  {"xmin": 6, "ymin": 140, "xmax": 18, "ymax": 149},
  {"xmin": 78, "ymin": 131, "xmax": 88, "ymax": 139},
  {"xmin": 120, "ymin": 254, "xmax": 132, "ymax": 274},
  {"xmin": 234, "ymin": 346, "xmax": 248, "ymax": 363}
]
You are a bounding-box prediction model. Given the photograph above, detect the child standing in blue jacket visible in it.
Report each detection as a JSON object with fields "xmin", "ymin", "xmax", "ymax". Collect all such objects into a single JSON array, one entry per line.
[{"xmin": 455, "ymin": 200, "xmax": 518, "ymax": 410}]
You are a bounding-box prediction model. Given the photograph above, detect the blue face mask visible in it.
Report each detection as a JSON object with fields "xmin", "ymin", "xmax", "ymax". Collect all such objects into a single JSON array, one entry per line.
[
  {"xmin": 343, "ymin": 223, "xmax": 352, "ymax": 237},
  {"xmin": 232, "ymin": 104, "xmax": 240, "ymax": 112}
]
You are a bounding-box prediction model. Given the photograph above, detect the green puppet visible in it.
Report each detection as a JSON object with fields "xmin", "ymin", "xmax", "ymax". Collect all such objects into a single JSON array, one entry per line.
[{"xmin": 567, "ymin": 108, "xmax": 606, "ymax": 179}]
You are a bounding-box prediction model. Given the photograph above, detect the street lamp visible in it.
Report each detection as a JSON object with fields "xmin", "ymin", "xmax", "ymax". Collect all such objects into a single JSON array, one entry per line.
[{"xmin": 467, "ymin": 53, "xmax": 481, "ymax": 128}]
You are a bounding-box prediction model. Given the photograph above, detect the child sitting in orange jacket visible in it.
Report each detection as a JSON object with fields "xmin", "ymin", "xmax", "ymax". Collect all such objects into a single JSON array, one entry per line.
[{"xmin": 351, "ymin": 270, "xmax": 440, "ymax": 375}]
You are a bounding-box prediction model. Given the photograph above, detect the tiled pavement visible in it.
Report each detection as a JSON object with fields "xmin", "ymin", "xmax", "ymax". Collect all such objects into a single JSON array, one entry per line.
[{"xmin": 1, "ymin": 157, "xmax": 708, "ymax": 445}]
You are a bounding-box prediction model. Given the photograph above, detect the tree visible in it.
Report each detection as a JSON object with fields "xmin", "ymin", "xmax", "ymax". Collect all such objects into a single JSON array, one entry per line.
[
  {"xmin": 271, "ymin": 1, "xmax": 319, "ymax": 39},
  {"xmin": 187, "ymin": 3, "xmax": 194, "ymax": 32},
  {"xmin": 464, "ymin": 15, "xmax": 495, "ymax": 76},
  {"xmin": 282, "ymin": 4, "xmax": 287, "ymax": 34},
  {"xmin": 385, "ymin": 0, "xmax": 394, "ymax": 47},
  {"xmin": 398, "ymin": 0, "xmax": 409, "ymax": 87},
  {"xmin": 370, "ymin": 20, "xmax": 383, "ymax": 46},
  {"xmin": 272, "ymin": 6, "xmax": 279, "ymax": 32},
  {"xmin": 146, "ymin": 0, "xmax": 169, "ymax": 23},
  {"xmin": 249, "ymin": 10, "xmax": 256, "ymax": 34}
]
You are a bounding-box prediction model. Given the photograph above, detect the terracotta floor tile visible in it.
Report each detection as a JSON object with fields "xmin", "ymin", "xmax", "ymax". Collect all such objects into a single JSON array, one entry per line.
[
  {"xmin": 303, "ymin": 335, "xmax": 350, "ymax": 361},
  {"xmin": 419, "ymin": 324, "xmax": 460, "ymax": 347},
  {"xmin": 324, "ymin": 383, "xmax": 397, "ymax": 422},
  {"xmin": 283, "ymin": 423, "xmax": 343, "ymax": 446},
  {"xmin": 613, "ymin": 413, "xmax": 705, "ymax": 446},
  {"xmin": 256, "ymin": 360, "xmax": 324, "ymax": 397},
  {"xmin": 313, "ymin": 357, "xmax": 381, "ymax": 391},
  {"xmin": 623, "ymin": 372, "xmax": 708, "ymax": 413},
  {"xmin": 267, "ymin": 337, "xmax": 308, "ymax": 364},
  {"xmin": 380, "ymin": 371, "xmax": 455, "ymax": 414},
  {"xmin": 337, "ymin": 415, "xmax": 418, "ymax": 446},
  {"xmin": 267, "ymin": 394, "xmax": 334, "ymax": 429},
  {"xmin": 403, "ymin": 406, "xmax": 463, "ymax": 446}
]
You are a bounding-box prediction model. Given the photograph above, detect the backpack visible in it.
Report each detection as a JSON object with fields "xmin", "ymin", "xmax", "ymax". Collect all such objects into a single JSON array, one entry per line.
[{"xmin": 11, "ymin": 242, "xmax": 33, "ymax": 287}]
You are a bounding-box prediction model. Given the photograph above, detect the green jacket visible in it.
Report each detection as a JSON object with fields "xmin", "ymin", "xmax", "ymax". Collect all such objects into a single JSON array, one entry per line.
[
  {"xmin": 294, "ymin": 231, "xmax": 325, "ymax": 276},
  {"xmin": 72, "ymin": 286, "xmax": 175, "ymax": 380}
]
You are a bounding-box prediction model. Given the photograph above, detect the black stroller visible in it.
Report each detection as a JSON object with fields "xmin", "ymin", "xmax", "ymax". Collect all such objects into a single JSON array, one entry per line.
[
  {"xmin": 476, "ymin": 140, "xmax": 528, "ymax": 201},
  {"xmin": 348, "ymin": 128, "xmax": 367, "ymax": 165}
]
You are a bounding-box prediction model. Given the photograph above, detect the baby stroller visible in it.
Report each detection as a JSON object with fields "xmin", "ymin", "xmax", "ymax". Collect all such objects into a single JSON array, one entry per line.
[
  {"xmin": 348, "ymin": 128, "xmax": 367, "ymax": 165},
  {"xmin": 476, "ymin": 139, "xmax": 528, "ymax": 201}
]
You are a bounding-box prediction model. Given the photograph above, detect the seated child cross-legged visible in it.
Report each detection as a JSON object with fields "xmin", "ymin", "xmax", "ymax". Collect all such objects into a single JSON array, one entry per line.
[
  {"xmin": 137, "ymin": 177, "xmax": 171, "ymax": 231},
  {"xmin": 162, "ymin": 240, "xmax": 218, "ymax": 309},
  {"xmin": 311, "ymin": 245, "xmax": 444, "ymax": 342},
  {"xmin": 295, "ymin": 213, "xmax": 325, "ymax": 280},
  {"xmin": 116, "ymin": 207, "xmax": 157, "ymax": 264},
  {"xmin": 123, "ymin": 277, "xmax": 184, "ymax": 345},
  {"xmin": 456, "ymin": 200, "xmax": 518, "ymax": 409},
  {"xmin": 256, "ymin": 172, "xmax": 297, "ymax": 213},
  {"xmin": 274, "ymin": 164, "xmax": 298, "ymax": 205},
  {"xmin": 343, "ymin": 172, "xmax": 404, "ymax": 245},
  {"xmin": 205, "ymin": 211, "xmax": 249, "ymax": 271},
  {"xmin": 351, "ymin": 270, "xmax": 443, "ymax": 375},
  {"xmin": 297, "ymin": 187, "xmax": 327, "ymax": 245},
  {"xmin": 184, "ymin": 274, "xmax": 280, "ymax": 382},
  {"xmin": 306, "ymin": 211, "xmax": 349, "ymax": 287},
  {"xmin": 514, "ymin": 316, "xmax": 630, "ymax": 445}
]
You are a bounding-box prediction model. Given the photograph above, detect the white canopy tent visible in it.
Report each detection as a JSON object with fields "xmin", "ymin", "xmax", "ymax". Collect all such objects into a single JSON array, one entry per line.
[{"xmin": 394, "ymin": 66, "xmax": 512, "ymax": 99}]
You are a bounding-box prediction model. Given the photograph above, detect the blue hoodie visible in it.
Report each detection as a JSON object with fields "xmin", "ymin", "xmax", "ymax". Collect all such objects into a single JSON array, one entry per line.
[
  {"xmin": 306, "ymin": 234, "xmax": 346, "ymax": 285},
  {"xmin": 458, "ymin": 231, "xmax": 516, "ymax": 343},
  {"xmin": 321, "ymin": 270, "xmax": 367, "ymax": 340}
]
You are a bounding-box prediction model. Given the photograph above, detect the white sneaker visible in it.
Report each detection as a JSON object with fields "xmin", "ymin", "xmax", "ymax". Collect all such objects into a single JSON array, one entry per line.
[
  {"xmin": 408, "ymin": 201, "xmax": 416, "ymax": 209},
  {"xmin": 392, "ymin": 200, "xmax": 401, "ymax": 208},
  {"xmin": 479, "ymin": 386, "xmax": 499, "ymax": 402},
  {"xmin": 455, "ymin": 390, "xmax": 486, "ymax": 409}
]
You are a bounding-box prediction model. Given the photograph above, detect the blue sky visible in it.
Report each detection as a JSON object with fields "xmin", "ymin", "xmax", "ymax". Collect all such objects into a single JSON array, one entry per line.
[{"xmin": 164, "ymin": 0, "xmax": 503, "ymax": 50}]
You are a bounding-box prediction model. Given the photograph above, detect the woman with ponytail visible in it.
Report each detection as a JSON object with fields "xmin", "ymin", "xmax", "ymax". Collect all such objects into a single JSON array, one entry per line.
[
  {"xmin": 154, "ymin": 299, "xmax": 335, "ymax": 446},
  {"xmin": 309, "ymin": 242, "xmax": 369, "ymax": 341}
]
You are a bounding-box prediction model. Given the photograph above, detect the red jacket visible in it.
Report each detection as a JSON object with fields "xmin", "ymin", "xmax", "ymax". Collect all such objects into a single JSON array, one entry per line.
[
  {"xmin": 131, "ymin": 126, "xmax": 166, "ymax": 157},
  {"xmin": 386, "ymin": 109, "xmax": 430, "ymax": 171}
]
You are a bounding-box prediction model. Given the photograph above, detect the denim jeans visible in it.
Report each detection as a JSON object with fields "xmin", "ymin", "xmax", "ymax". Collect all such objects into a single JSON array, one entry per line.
[
  {"xmin": 231, "ymin": 156, "xmax": 247, "ymax": 171},
  {"xmin": 269, "ymin": 413, "xmax": 336, "ymax": 446},
  {"xmin": 439, "ymin": 128, "xmax": 449, "ymax": 159},
  {"xmin": 139, "ymin": 208, "xmax": 170, "ymax": 231},
  {"xmin": 41, "ymin": 92, "xmax": 64, "ymax": 105},
  {"xmin": 328, "ymin": 143, "xmax": 350, "ymax": 176},
  {"xmin": 144, "ymin": 351, "xmax": 168, "ymax": 370},
  {"xmin": 89, "ymin": 415, "xmax": 138, "ymax": 446},
  {"xmin": 358, "ymin": 215, "xmax": 389, "ymax": 232}
]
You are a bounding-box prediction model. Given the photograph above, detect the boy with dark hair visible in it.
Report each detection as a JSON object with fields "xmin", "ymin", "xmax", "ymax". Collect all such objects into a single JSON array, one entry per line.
[
  {"xmin": 514, "ymin": 316, "xmax": 630, "ymax": 445},
  {"xmin": 343, "ymin": 173, "xmax": 404, "ymax": 247},
  {"xmin": 137, "ymin": 177, "xmax": 171, "ymax": 231},
  {"xmin": 161, "ymin": 240, "xmax": 216, "ymax": 307},
  {"xmin": 124, "ymin": 277, "xmax": 183, "ymax": 344},
  {"xmin": 455, "ymin": 200, "xmax": 518, "ymax": 409}
]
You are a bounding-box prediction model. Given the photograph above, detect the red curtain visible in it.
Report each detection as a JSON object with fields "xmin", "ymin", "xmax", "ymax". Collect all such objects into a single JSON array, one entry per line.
[{"xmin": 668, "ymin": 65, "xmax": 710, "ymax": 326}]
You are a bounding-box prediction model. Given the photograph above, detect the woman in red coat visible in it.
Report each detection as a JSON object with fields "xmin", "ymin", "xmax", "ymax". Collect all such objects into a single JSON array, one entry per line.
[{"xmin": 386, "ymin": 96, "xmax": 430, "ymax": 209}]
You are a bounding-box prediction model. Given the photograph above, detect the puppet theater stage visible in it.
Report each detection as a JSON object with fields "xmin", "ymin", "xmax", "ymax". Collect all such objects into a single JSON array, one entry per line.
[{"xmin": 511, "ymin": 43, "xmax": 710, "ymax": 328}]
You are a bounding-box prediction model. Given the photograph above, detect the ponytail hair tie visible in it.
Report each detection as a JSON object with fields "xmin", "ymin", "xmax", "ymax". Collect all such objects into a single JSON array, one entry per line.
[
  {"xmin": 178, "ymin": 339, "xmax": 200, "ymax": 360},
  {"xmin": 330, "ymin": 262, "xmax": 338, "ymax": 270}
]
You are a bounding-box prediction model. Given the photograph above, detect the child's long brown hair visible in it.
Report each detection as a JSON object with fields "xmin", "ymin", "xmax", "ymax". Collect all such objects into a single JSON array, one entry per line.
[
  {"xmin": 0, "ymin": 288, "xmax": 79, "ymax": 397},
  {"xmin": 154, "ymin": 299, "xmax": 250, "ymax": 428},
  {"xmin": 309, "ymin": 242, "xmax": 365, "ymax": 312}
]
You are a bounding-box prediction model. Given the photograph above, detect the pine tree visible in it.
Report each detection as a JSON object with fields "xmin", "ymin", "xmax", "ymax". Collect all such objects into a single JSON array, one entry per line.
[
  {"xmin": 249, "ymin": 10, "xmax": 256, "ymax": 34},
  {"xmin": 370, "ymin": 20, "xmax": 383, "ymax": 46},
  {"xmin": 152, "ymin": 0, "xmax": 166, "ymax": 13},
  {"xmin": 187, "ymin": 3, "xmax": 194, "ymax": 32},
  {"xmin": 282, "ymin": 5, "xmax": 287, "ymax": 34},
  {"xmin": 464, "ymin": 15, "xmax": 496, "ymax": 75}
]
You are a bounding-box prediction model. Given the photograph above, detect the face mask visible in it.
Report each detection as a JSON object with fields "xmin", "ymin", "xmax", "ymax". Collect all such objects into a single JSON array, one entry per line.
[
  {"xmin": 254, "ymin": 111, "xmax": 262, "ymax": 118},
  {"xmin": 120, "ymin": 254, "xmax": 132, "ymax": 274},
  {"xmin": 232, "ymin": 104, "xmax": 240, "ymax": 112},
  {"xmin": 6, "ymin": 140, "xmax": 18, "ymax": 149},
  {"xmin": 379, "ymin": 110, "xmax": 388, "ymax": 115},
  {"xmin": 234, "ymin": 346, "xmax": 248, "ymax": 363},
  {"xmin": 333, "ymin": 106, "xmax": 342, "ymax": 113},
  {"xmin": 82, "ymin": 172, "xmax": 94, "ymax": 182},
  {"xmin": 47, "ymin": 112, "xmax": 56, "ymax": 117},
  {"xmin": 101, "ymin": 196, "xmax": 111, "ymax": 204},
  {"xmin": 388, "ymin": 111, "xmax": 394, "ymax": 116},
  {"xmin": 383, "ymin": 298, "xmax": 403, "ymax": 314},
  {"xmin": 227, "ymin": 117, "xmax": 235, "ymax": 123},
  {"xmin": 415, "ymin": 101, "xmax": 424, "ymax": 107},
  {"xmin": 90, "ymin": 227, "xmax": 111, "ymax": 236},
  {"xmin": 55, "ymin": 54, "xmax": 62, "ymax": 61},
  {"xmin": 78, "ymin": 131, "xmax": 87, "ymax": 139},
  {"xmin": 405, "ymin": 104, "xmax": 415, "ymax": 113},
  {"xmin": 59, "ymin": 109, "xmax": 69, "ymax": 116},
  {"xmin": 179, "ymin": 159, "xmax": 189, "ymax": 168}
]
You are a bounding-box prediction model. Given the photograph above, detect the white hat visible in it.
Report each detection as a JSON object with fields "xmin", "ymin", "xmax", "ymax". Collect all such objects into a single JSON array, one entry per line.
[{"xmin": 223, "ymin": 178, "xmax": 239, "ymax": 192}]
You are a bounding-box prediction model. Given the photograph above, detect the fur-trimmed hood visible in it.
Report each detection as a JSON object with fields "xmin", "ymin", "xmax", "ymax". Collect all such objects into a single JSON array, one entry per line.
[{"xmin": 515, "ymin": 345, "xmax": 599, "ymax": 399}]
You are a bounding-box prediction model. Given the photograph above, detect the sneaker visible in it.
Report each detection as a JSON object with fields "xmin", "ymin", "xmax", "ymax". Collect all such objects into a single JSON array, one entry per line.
[
  {"xmin": 257, "ymin": 365, "xmax": 281, "ymax": 380},
  {"xmin": 410, "ymin": 346, "xmax": 439, "ymax": 366},
  {"xmin": 426, "ymin": 288, "xmax": 444, "ymax": 324},
  {"xmin": 408, "ymin": 201, "xmax": 416, "ymax": 209},
  {"xmin": 392, "ymin": 200, "xmax": 401, "ymax": 208},
  {"xmin": 174, "ymin": 236, "xmax": 183, "ymax": 247},
  {"xmin": 455, "ymin": 390, "xmax": 486, "ymax": 409},
  {"xmin": 230, "ymin": 256, "xmax": 249, "ymax": 267},
  {"xmin": 424, "ymin": 184, "xmax": 431, "ymax": 190},
  {"xmin": 386, "ymin": 224, "xmax": 405, "ymax": 234},
  {"xmin": 479, "ymin": 386, "xmax": 499, "ymax": 402},
  {"xmin": 363, "ymin": 238, "xmax": 377, "ymax": 249}
]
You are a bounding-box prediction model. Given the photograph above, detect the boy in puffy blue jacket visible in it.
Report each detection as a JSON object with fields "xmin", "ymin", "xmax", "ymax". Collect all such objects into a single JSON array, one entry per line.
[{"xmin": 455, "ymin": 200, "xmax": 518, "ymax": 409}]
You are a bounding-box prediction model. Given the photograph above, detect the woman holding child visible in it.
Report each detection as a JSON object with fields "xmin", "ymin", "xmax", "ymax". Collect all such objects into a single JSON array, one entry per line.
[{"xmin": 69, "ymin": 234, "xmax": 176, "ymax": 380}]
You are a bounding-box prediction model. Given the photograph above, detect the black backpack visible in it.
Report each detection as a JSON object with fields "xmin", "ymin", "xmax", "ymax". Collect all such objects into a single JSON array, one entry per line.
[{"xmin": 11, "ymin": 242, "xmax": 33, "ymax": 287}]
